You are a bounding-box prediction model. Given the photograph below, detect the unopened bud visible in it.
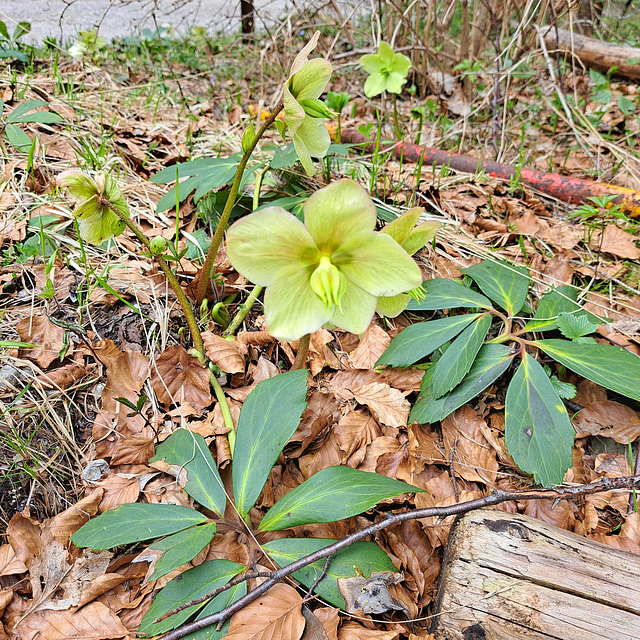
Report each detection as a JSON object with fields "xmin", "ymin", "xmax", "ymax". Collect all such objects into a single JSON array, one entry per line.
[
  {"xmin": 150, "ymin": 236, "xmax": 168, "ymax": 256},
  {"xmin": 298, "ymin": 98, "xmax": 335, "ymax": 120}
]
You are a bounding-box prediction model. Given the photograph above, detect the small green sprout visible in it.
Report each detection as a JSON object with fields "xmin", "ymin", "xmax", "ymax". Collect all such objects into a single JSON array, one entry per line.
[
  {"xmin": 226, "ymin": 179, "xmax": 422, "ymax": 341},
  {"xmin": 359, "ymin": 42, "xmax": 411, "ymax": 98}
]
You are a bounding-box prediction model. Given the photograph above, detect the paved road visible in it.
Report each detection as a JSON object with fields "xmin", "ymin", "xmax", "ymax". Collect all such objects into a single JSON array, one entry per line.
[{"xmin": 1, "ymin": 0, "xmax": 289, "ymax": 43}]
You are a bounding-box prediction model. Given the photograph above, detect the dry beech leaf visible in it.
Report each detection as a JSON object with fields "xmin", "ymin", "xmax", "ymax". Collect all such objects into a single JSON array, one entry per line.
[
  {"xmin": 151, "ymin": 345, "xmax": 212, "ymax": 413},
  {"xmin": 308, "ymin": 328, "xmax": 338, "ymax": 376},
  {"xmin": 441, "ymin": 407, "xmax": 499, "ymax": 484},
  {"xmin": 573, "ymin": 401, "xmax": 640, "ymax": 443},
  {"xmin": 101, "ymin": 350, "xmax": 150, "ymax": 415},
  {"xmin": 0, "ymin": 544, "xmax": 27, "ymax": 577},
  {"xmin": 251, "ymin": 355, "xmax": 280, "ymax": 384},
  {"xmin": 591, "ymin": 224, "xmax": 640, "ymax": 260},
  {"xmin": 301, "ymin": 605, "xmax": 328, "ymax": 640},
  {"xmin": 17, "ymin": 315, "xmax": 72, "ymax": 369},
  {"xmin": 338, "ymin": 622, "xmax": 399, "ymax": 640},
  {"xmin": 34, "ymin": 362, "xmax": 88, "ymax": 390},
  {"xmin": 312, "ymin": 608, "xmax": 339, "ymax": 640},
  {"xmin": 225, "ymin": 583, "xmax": 305, "ymax": 640},
  {"xmin": 109, "ymin": 435, "xmax": 155, "ymax": 466},
  {"xmin": 350, "ymin": 324, "xmax": 391, "ymax": 369},
  {"xmin": 338, "ymin": 571, "xmax": 409, "ymax": 617},
  {"xmin": 15, "ymin": 601, "xmax": 129, "ymax": 640},
  {"xmin": 47, "ymin": 488, "xmax": 104, "ymax": 544},
  {"xmin": 202, "ymin": 331, "xmax": 247, "ymax": 373},
  {"xmin": 7, "ymin": 512, "xmax": 43, "ymax": 568},
  {"xmin": 97, "ymin": 476, "xmax": 141, "ymax": 513},
  {"xmin": 524, "ymin": 498, "xmax": 575, "ymax": 531},
  {"xmin": 351, "ymin": 382, "xmax": 410, "ymax": 428}
]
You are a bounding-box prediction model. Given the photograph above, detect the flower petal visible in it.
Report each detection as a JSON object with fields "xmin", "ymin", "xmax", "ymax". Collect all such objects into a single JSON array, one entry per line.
[
  {"xmin": 76, "ymin": 203, "xmax": 124, "ymax": 245},
  {"xmin": 364, "ymin": 72, "xmax": 387, "ymax": 98},
  {"xmin": 358, "ymin": 53, "xmax": 381, "ymax": 74},
  {"xmin": 380, "ymin": 207, "xmax": 423, "ymax": 246},
  {"xmin": 390, "ymin": 52, "xmax": 411, "ymax": 75},
  {"xmin": 297, "ymin": 117, "xmax": 331, "ymax": 158},
  {"xmin": 329, "ymin": 278, "xmax": 377, "ymax": 334},
  {"xmin": 288, "ymin": 30, "xmax": 321, "ymax": 78},
  {"xmin": 58, "ymin": 169, "xmax": 97, "ymax": 201},
  {"xmin": 227, "ymin": 207, "xmax": 319, "ymax": 285},
  {"xmin": 293, "ymin": 133, "xmax": 315, "ymax": 176},
  {"xmin": 291, "ymin": 58, "xmax": 332, "ymax": 102},
  {"xmin": 385, "ymin": 71, "xmax": 408, "ymax": 94},
  {"xmin": 378, "ymin": 42, "xmax": 395, "ymax": 65},
  {"xmin": 403, "ymin": 221, "xmax": 441, "ymax": 255},
  {"xmin": 376, "ymin": 293, "xmax": 411, "ymax": 318},
  {"xmin": 264, "ymin": 265, "xmax": 330, "ymax": 341},
  {"xmin": 335, "ymin": 233, "xmax": 422, "ymax": 296},
  {"xmin": 283, "ymin": 84, "xmax": 306, "ymax": 135},
  {"xmin": 304, "ymin": 179, "xmax": 377, "ymax": 254}
]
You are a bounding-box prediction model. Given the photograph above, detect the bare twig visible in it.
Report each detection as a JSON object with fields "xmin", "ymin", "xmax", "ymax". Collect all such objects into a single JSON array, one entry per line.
[{"xmin": 159, "ymin": 475, "xmax": 640, "ymax": 640}]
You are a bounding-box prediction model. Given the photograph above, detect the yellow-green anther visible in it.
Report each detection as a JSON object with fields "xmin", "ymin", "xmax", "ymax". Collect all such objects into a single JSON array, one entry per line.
[{"xmin": 310, "ymin": 256, "xmax": 345, "ymax": 312}]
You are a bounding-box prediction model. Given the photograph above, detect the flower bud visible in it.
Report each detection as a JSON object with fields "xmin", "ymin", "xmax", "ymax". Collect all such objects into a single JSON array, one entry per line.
[
  {"xmin": 149, "ymin": 236, "xmax": 167, "ymax": 256},
  {"xmin": 298, "ymin": 98, "xmax": 335, "ymax": 120},
  {"xmin": 310, "ymin": 256, "xmax": 345, "ymax": 312}
]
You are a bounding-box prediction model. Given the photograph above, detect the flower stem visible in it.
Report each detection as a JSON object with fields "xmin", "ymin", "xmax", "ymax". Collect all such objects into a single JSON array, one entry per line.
[
  {"xmin": 210, "ymin": 371, "xmax": 236, "ymax": 455},
  {"xmin": 392, "ymin": 94, "xmax": 402, "ymax": 140},
  {"xmin": 196, "ymin": 103, "xmax": 284, "ymax": 305},
  {"xmin": 101, "ymin": 199, "xmax": 205, "ymax": 357},
  {"xmin": 223, "ymin": 285, "xmax": 263, "ymax": 338},
  {"xmin": 291, "ymin": 333, "xmax": 311, "ymax": 370}
]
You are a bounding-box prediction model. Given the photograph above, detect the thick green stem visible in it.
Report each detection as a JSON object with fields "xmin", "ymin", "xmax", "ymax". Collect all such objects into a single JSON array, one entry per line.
[
  {"xmin": 210, "ymin": 371, "xmax": 236, "ymax": 455},
  {"xmin": 291, "ymin": 333, "xmax": 311, "ymax": 371},
  {"xmin": 103, "ymin": 200, "xmax": 204, "ymax": 357},
  {"xmin": 223, "ymin": 285, "xmax": 263, "ymax": 338},
  {"xmin": 196, "ymin": 103, "xmax": 284, "ymax": 305},
  {"xmin": 392, "ymin": 94, "xmax": 402, "ymax": 140}
]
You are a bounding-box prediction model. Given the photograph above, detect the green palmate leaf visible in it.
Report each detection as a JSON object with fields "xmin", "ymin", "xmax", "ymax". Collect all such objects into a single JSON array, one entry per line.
[
  {"xmin": 70, "ymin": 503, "xmax": 208, "ymax": 550},
  {"xmin": 432, "ymin": 313, "xmax": 492, "ymax": 398},
  {"xmin": 376, "ymin": 314, "xmax": 480, "ymax": 367},
  {"xmin": 410, "ymin": 344, "xmax": 514, "ymax": 424},
  {"xmin": 232, "ymin": 369, "xmax": 308, "ymax": 518},
  {"xmin": 461, "ymin": 260, "xmax": 531, "ymax": 316},
  {"xmin": 505, "ymin": 354, "xmax": 574, "ymax": 486},
  {"xmin": 407, "ymin": 278, "xmax": 492, "ymax": 311},
  {"xmin": 138, "ymin": 559, "xmax": 244, "ymax": 636},
  {"xmin": 556, "ymin": 312, "xmax": 601, "ymax": 339},
  {"xmin": 534, "ymin": 339, "xmax": 640, "ymax": 402},
  {"xmin": 522, "ymin": 286, "xmax": 602, "ymax": 332},
  {"xmin": 151, "ymin": 430, "xmax": 226, "ymax": 516},
  {"xmin": 191, "ymin": 582, "xmax": 247, "ymax": 640},
  {"xmin": 149, "ymin": 523, "xmax": 217, "ymax": 580},
  {"xmin": 259, "ymin": 467, "xmax": 421, "ymax": 531},
  {"xmin": 263, "ymin": 539, "xmax": 396, "ymax": 608}
]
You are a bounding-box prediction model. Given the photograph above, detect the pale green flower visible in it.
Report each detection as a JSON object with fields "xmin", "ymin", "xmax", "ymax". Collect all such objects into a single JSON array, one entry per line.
[
  {"xmin": 226, "ymin": 179, "xmax": 422, "ymax": 341},
  {"xmin": 58, "ymin": 169, "xmax": 128, "ymax": 245},
  {"xmin": 376, "ymin": 207, "xmax": 441, "ymax": 318},
  {"xmin": 359, "ymin": 42, "xmax": 411, "ymax": 98},
  {"xmin": 283, "ymin": 31, "xmax": 333, "ymax": 175}
]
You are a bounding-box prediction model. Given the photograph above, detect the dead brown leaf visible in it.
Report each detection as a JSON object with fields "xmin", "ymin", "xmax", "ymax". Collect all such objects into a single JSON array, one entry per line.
[
  {"xmin": 202, "ymin": 331, "xmax": 247, "ymax": 374},
  {"xmin": 225, "ymin": 583, "xmax": 305, "ymax": 640},
  {"xmin": 338, "ymin": 572, "xmax": 409, "ymax": 617},
  {"xmin": 591, "ymin": 224, "xmax": 640, "ymax": 259},
  {"xmin": 48, "ymin": 488, "xmax": 104, "ymax": 544},
  {"xmin": 97, "ymin": 476, "xmax": 141, "ymax": 513},
  {"xmin": 312, "ymin": 608, "xmax": 339, "ymax": 640},
  {"xmin": 0, "ymin": 544, "xmax": 27, "ymax": 577},
  {"xmin": 349, "ymin": 325, "xmax": 391, "ymax": 370},
  {"xmin": 351, "ymin": 382, "xmax": 410, "ymax": 429},
  {"xmin": 573, "ymin": 401, "xmax": 640, "ymax": 443},
  {"xmin": 34, "ymin": 362, "xmax": 89, "ymax": 390},
  {"xmin": 17, "ymin": 314, "xmax": 72, "ymax": 369},
  {"xmin": 7, "ymin": 512, "xmax": 42, "ymax": 569},
  {"xmin": 338, "ymin": 622, "xmax": 399, "ymax": 640},
  {"xmin": 151, "ymin": 345, "xmax": 212, "ymax": 413}
]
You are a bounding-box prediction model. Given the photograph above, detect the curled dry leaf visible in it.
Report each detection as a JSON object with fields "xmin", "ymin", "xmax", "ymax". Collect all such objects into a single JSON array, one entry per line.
[
  {"xmin": 312, "ymin": 608, "xmax": 339, "ymax": 640},
  {"xmin": 202, "ymin": 331, "xmax": 247, "ymax": 373},
  {"xmin": 573, "ymin": 401, "xmax": 640, "ymax": 443},
  {"xmin": 301, "ymin": 606, "xmax": 329, "ymax": 640},
  {"xmin": 590, "ymin": 224, "xmax": 640, "ymax": 260},
  {"xmin": 351, "ymin": 382, "xmax": 410, "ymax": 428},
  {"xmin": 338, "ymin": 621, "xmax": 399, "ymax": 640},
  {"xmin": 151, "ymin": 345, "xmax": 212, "ymax": 414},
  {"xmin": 225, "ymin": 583, "xmax": 305, "ymax": 640},
  {"xmin": 34, "ymin": 362, "xmax": 89, "ymax": 390},
  {"xmin": 101, "ymin": 350, "xmax": 150, "ymax": 416},
  {"xmin": 338, "ymin": 571, "xmax": 409, "ymax": 617},
  {"xmin": 48, "ymin": 488, "xmax": 104, "ymax": 544},
  {"xmin": 350, "ymin": 324, "xmax": 391, "ymax": 370},
  {"xmin": 7, "ymin": 512, "xmax": 42, "ymax": 569},
  {"xmin": 17, "ymin": 314, "xmax": 72, "ymax": 369},
  {"xmin": 0, "ymin": 544, "xmax": 27, "ymax": 577}
]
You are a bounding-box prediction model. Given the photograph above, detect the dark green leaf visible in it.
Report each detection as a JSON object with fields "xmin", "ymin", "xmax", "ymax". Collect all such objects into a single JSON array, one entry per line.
[
  {"xmin": 192, "ymin": 582, "xmax": 247, "ymax": 640},
  {"xmin": 0, "ymin": 48, "xmax": 29, "ymax": 62},
  {"xmin": 5, "ymin": 124, "xmax": 32, "ymax": 153},
  {"xmin": 13, "ymin": 22, "xmax": 30, "ymax": 39},
  {"xmin": 376, "ymin": 314, "xmax": 480, "ymax": 367},
  {"xmin": 556, "ymin": 312, "xmax": 600, "ymax": 339},
  {"xmin": 6, "ymin": 100, "xmax": 48, "ymax": 122},
  {"xmin": 270, "ymin": 143, "xmax": 298, "ymax": 169},
  {"xmin": 149, "ymin": 523, "xmax": 217, "ymax": 580},
  {"xmin": 410, "ymin": 344, "xmax": 514, "ymax": 424},
  {"xmin": 10, "ymin": 111, "xmax": 62, "ymax": 124},
  {"xmin": 233, "ymin": 369, "xmax": 308, "ymax": 518},
  {"xmin": 535, "ymin": 339, "xmax": 640, "ymax": 402},
  {"xmin": 137, "ymin": 559, "xmax": 244, "ymax": 636},
  {"xmin": 461, "ymin": 260, "xmax": 530, "ymax": 316},
  {"xmin": 523, "ymin": 286, "xmax": 601, "ymax": 332},
  {"xmin": 259, "ymin": 467, "xmax": 421, "ymax": 531},
  {"xmin": 70, "ymin": 503, "xmax": 208, "ymax": 550},
  {"xmin": 263, "ymin": 539, "xmax": 396, "ymax": 608},
  {"xmin": 0, "ymin": 21, "xmax": 9, "ymax": 40},
  {"xmin": 151, "ymin": 429, "xmax": 226, "ymax": 516},
  {"xmin": 407, "ymin": 278, "xmax": 492, "ymax": 311},
  {"xmin": 432, "ymin": 313, "xmax": 492, "ymax": 398},
  {"xmin": 505, "ymin": 354, "xmax": 574, "ymax": 486}
]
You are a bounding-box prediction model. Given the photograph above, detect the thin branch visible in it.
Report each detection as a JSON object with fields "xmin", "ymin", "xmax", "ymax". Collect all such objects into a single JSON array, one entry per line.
[{"xmin": 159, "ymin": 475, "xmax": 640, "ymax": 640}]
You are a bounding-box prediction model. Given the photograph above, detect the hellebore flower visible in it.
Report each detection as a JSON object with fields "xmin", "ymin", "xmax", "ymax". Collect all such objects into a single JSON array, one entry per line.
[
  {"xmin": 283, "ymin": 31, "xmax": 333, "ymax": 175},
  {"xmin": 58, "ymin": 169, "xmax": 128, "ymax": 245},
  {"xmin": 226, "ymin": 179, "xmax": 422, "ymax": 341},
  {"xmin": 376, "ymin": 207, "xmax": 441, "ymax": 318},
  {"xmin": 359, "ymin": 42, "xmax": 411, "ymax": 98}
]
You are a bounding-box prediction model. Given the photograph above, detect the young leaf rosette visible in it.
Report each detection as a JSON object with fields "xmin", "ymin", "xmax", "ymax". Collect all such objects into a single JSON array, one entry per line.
[
  {"xmin": 359, "ymin": 41, "xmax": 411, "ymax": 98},
  {"xmin": 376, "ymin": 207, "xmax": 441, "ymax": 317},
  {"xmin": 226, "ymin": 179, "xmax": 422, "ymax": 341},
  {"xmin": 58, "ymin": 169, "xmax": 128, "ymax": 245},
  {"xmin": 283, "ymin": 30, "xmax": 333, "ymax": 175}
]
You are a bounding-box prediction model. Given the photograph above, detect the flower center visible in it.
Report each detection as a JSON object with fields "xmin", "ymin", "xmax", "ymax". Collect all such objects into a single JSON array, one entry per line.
[{"xmin": 310, "ymin": 256, "xmax": 346, "ymax": 313}]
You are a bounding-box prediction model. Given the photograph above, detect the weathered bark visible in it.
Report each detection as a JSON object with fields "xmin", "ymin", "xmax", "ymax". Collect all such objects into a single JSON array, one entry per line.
[
  {"xmin": 543, "ymin": 26, "xmax": 640, "ymax": 81},
  {"xmin": 431, "ymin": 508, "xmax": 640, "ymax": 640}
]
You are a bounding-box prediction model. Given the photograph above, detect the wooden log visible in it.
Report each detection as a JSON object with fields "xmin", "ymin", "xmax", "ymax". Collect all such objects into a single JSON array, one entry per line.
[
  {"xmin": 542, "ymin": 27, "xmax": 640, "ymax": 81},
  {"xmin": 430, "ymin": 507, "xmax": 640, "ymax": 640}
]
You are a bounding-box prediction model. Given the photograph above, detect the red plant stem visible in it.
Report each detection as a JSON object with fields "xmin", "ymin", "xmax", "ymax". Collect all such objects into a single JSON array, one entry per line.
[
  {"xmin": 340, "ymin": 129, "xmax": 640, "ymax": 219},
  {"xmin": 158, "ymin": 474, "xmax": 640, "ymax": 640}
]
